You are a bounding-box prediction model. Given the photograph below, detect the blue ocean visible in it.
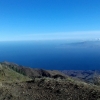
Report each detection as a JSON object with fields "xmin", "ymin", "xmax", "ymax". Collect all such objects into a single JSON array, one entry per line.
[{"xmin": 0, "ymin": 40, "xmax": 100, "ymax": 70}]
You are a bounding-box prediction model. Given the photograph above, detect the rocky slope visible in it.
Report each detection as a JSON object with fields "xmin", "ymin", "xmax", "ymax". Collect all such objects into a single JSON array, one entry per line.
[
  {"xmin": 0, "ymin": 78, "xmax": 100, "ymax": 100},
  {"xmin": 61, "ymin": 70, "xmax": 100, "ymax": 85}
]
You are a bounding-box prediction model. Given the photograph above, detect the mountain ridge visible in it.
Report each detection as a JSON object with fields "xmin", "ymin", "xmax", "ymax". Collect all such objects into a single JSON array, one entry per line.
[{"xmin": 0, "ymin": 61, "xmax": 67, "ymax": 80}]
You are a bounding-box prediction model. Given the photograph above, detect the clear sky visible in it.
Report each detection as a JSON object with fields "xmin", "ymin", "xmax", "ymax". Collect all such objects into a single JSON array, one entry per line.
[{"xmin": 0, "ymin": 0, "xmax": 100, "ymax": 41}]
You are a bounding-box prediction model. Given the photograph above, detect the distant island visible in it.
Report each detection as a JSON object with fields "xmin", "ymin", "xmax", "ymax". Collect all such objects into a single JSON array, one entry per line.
[{"xmin": 60, "ymin": 40, "xmax": 100, "ymax": 48}]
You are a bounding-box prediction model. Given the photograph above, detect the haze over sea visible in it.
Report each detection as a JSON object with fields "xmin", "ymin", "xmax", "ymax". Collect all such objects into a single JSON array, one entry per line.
[{"xmin": 0, "ymin": 40, "xmax": 100, "ymax": 70}]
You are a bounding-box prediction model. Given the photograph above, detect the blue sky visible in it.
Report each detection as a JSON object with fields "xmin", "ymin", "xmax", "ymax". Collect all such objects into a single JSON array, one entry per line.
[{"xmin": 0, "ymin": 0, "xmax": 100, "ymax": 41}]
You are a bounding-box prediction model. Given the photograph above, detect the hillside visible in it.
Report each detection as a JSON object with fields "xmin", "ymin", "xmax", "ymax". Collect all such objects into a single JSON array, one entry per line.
[{"xmin": 0, "ymin": 61, "xmax": 100, "ymax": 100}]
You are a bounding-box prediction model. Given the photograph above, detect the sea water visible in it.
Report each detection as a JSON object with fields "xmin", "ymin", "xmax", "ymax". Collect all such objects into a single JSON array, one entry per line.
[{"xmin": 0, "ymin": 40, "xmax": 100, "ymax": 70}]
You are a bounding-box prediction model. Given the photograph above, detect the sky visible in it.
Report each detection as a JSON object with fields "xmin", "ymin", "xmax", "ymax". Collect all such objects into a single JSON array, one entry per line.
[{"xmin": 0, "ymin": 0, "xmax": 100, "ymax": 41}]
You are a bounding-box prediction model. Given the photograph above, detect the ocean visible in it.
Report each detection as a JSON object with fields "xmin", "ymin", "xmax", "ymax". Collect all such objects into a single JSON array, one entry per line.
[{"xmin": 0, "ymin": 40, "xmax": 100, "ymax": 70}]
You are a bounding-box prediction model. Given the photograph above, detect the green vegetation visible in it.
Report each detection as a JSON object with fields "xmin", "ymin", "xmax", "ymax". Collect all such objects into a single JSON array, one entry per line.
[{"xmin": 0, "ymin": 64, "xmax": 30, "ymax": 82}]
